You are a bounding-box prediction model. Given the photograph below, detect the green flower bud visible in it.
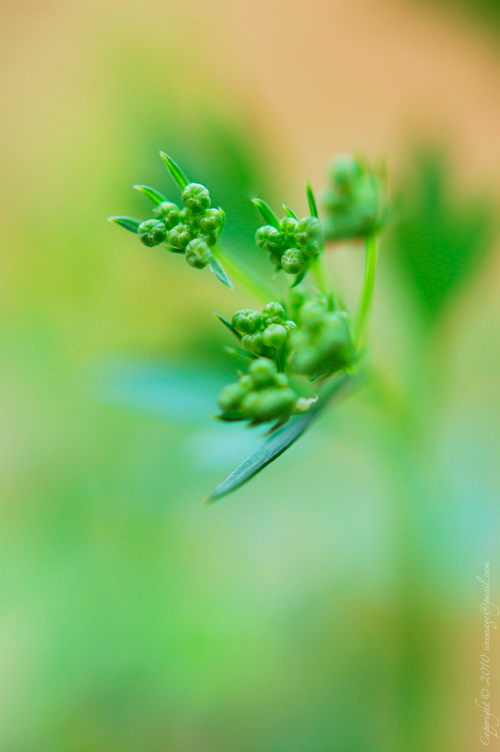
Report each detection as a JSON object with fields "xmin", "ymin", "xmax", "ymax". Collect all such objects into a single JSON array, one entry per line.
[
  {"xmin": 198, "ymin": 208, "xmax": 224, "ymax": 233},
  {"xmin": 232, "ymin": 309, "xmax": 262, "ymax": 334},
  {"xmin": 266, "ymin": 229, "xmax": 287, "ymax": 254},
  {"xmin": 248, "ymin": 357, "xmax": 277, "ymax": 387},
  {"xmin": 281, "ymin": 248, "xmax": 307, "ymax": 275},
  {"xmin": 255, "ymin": 225, "xmax": 277, "ymax": 251},
  {"xmin": 199, "ymin": 232, "xmax": 217, "ymax": 248},
  {"xmin": 242, "ymin": 387, "xmax": 296, "ymax": 422},
  {"xmin": 262, "ymin": 301, "xmax": 286, "ymax": 324},
  {"xmin": 185, "ymin": 238, "xmax": 213, "ymax": 269},
  {"xmin": 181, "ymin": 182, "xmax": 211, "ymax": 214},
  {"xmin": 137, "ymin": 219, "xmax": 167, "ymax": 247},
  {"xmin": 279, "ymin": 216, "xmax": 298, "ymax": 239},
  {"xmin": 238, "ymin": 375, "xmax": 254, "ymax": 391},
  {"xmin": 217, "ymin": 382, "xmax": 246, "ymax": 412},
  {"xmin": 274, "ymin": 373, "xmax": 289, "ymax": 388},
  {"xmin": 262, "ymin": 324, "xmax": 288, "ymax": 349},
  {"xmin": 241, "ymin": 332, "xmax": 266, "ymax": 356},
  {"xmin": 153, "ymin": 202, "xmax": 180, "ymax": 229},
  {"xmin": 284, "ymin": 320, "xmax": 297, "ymax": 331},
  {"xmin": 301, "ymin": 302, "xmax": 326, "ymax": 331},
  {"xmin": 301, "ymin": 240, "xmax": 321, "ymax": 259},
  {"xmin": 330, "ymin": 154, "xmax": 361, "ymax": 189},
  {"xmin": 167, "ymin": 223, "xmax": 192, "ymax": 250},
  {"xmin": 295, "ymin": 216, "xmax": 321, "ymax": 248}
]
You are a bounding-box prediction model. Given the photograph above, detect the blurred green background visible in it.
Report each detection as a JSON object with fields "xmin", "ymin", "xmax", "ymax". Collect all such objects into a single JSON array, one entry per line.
[{"xmin": 1, "ymin": 0, "xmax": 499, "ymax": 750}]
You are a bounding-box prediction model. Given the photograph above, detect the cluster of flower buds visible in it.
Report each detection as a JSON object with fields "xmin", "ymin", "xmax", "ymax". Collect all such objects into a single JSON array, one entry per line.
[
  {"xmin": 288, "ymin": 301, "xmax": 355, "ymax": 378},
  {"xmin": 217, "ymin": 358, "xmax": 301, "ymax": 424},
  {"xmin": 322, "ymin": 155, "xmax": 384, "ymax": 241},
  {"xmin": 136, "ymin": 183, "xmax": 224, "ymax": 269},
  {"xmin": 255, "ymin": 215, "xmax": 322, "ymax": 275},
  {"xmin": 232, "ymin": 302, "xmax": 297, "ymax": 358}
]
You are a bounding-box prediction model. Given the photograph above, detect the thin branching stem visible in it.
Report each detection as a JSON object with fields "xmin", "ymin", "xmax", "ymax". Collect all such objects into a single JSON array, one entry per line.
[
  {"xmin": 212, "ymin": 245, "xmax": 276, "ymax": 302},
  {"xmin": 354, "ymin": 233, "xmax": 378, "ymax": 348}
]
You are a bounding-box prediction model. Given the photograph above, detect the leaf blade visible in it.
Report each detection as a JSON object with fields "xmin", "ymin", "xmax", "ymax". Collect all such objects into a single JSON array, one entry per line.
[
  {"xmin": 213, "ymin": 312, "xmax": 242, "ymax": 340},
  {"xmin": 108, "ymin": 216, "xmax": 142, "ymax": 233},
  {"xmin": 252, "ymin": 198, "xmax": 280, "ymax": 228},
  {"xmin": 209, "ymin": 257, "xmax": 234, "ymax": 288},
  {"xmin": 305, "ymin": 182, "xmax": 319, "ymax": 218},
  {"xmin": 133, "ymin": 184, "xmax": 168, "ymax": 205},
  {"xmin": 159, "ymin": 152, "xmax": 189, "ymax": 190},
  {"xmin": 205, "ymin": 371, "xmax": 358, "ymax": 503}
]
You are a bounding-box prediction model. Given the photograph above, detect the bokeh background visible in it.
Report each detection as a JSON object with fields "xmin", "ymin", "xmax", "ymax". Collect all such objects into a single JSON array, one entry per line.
[{"xmin": 1, "ymin": 0, "xmax": 499, "ymax": 750}]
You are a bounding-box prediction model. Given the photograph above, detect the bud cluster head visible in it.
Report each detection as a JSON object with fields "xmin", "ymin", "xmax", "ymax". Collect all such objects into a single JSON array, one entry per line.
[
  {"xmin": 255, "ymin": 214, "xmax": 322, "ymax": 275},
  {"xmin": 231, "ymin": 302, "xmax": 296, "ymax": 359},
  {"xmin": 289, "ymin": 304, "xmax": 355, "ymax": 377},
  {"xmin": 217, "ymin": 358, "xmax": 300, "ymax": 424},
  {"xmin": 117, "ymin": 173, "xmax": 224, "ymax": 272},
  {"xmin": 322, "ymin": 154, "xmax": 384, "ymax": 241}
]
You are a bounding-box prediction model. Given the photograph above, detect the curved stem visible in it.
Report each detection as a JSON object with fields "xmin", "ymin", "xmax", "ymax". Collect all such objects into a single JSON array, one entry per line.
[
  {"xmin": 212, "ymin": 245, "xmax": 276, "ymax": 303},
  {"xmin": 354, "ymin": 233, "xmax": 378, "ymax": 348},
  {"xmin": 310, "ymin": 254, "xmax": 340, "ymax": 310}
]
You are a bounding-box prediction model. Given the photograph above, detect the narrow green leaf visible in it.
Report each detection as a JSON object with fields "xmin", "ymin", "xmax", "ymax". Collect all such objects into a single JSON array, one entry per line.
[
  {"xmin": 133, "ymin": 184, "xmax": 168, "ymax": 205},
  {"xmin": 252, "ymin": 198, "xmax": 280, "ymax": 228},
  {"xmin": 283, "ymin": 204, "xmax": 298, "ymax": 219},
  {"xmin": 209, "ymin": 257, "xmax": 233, "ymax": 288},
  {"xmin": 224, "ymin": 346, "xmax": 255, "ymax": 360},
  {"xmin": 159, "ymin": 151, "xmax": 189, "ymax": 190},
  {"xmin": 305, "ymin": 182, "xmax": 319, "ymax": 218},
  {"xmin": 291, "ymin": 268, "xmax": 307, "ymax": 288},
  {"xmin": 213, "ymin": 312, "xmax": 242, "ymax": 340},
  {"xmin": 108, "ymin": 216, "xmax": 141, "ymax": 233},
  {"xmin": 205, "ymin": 371, "xmax": 358, "ymax": 503}
]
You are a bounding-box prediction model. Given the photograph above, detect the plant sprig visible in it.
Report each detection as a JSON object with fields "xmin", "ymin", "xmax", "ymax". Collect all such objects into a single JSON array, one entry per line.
[{"xmin": 108, "ymin": 151, "xmax": 386, "ymax": 501}]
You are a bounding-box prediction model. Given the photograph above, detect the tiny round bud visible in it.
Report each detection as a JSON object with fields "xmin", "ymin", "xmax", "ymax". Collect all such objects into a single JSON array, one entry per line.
[
  {"xmin": 262, "ymin": 324, "xmax": 288, "ymax": 349},
  {"xmin": 185, "ymin": 238, "xmax": 212, "ymax": 269},
  {"xmin": 218, "ymin": 383, "xmax": 246, "ymax": 412},
  {"xmin": 198, "ymin": 232, "xmax": 217, "ymax": 247},
  {"xmin": 274, "ymin": 373, "xmax": 289, "ymax": 388},
  {"xmin": 255, "ymin": 225, "xmax": 277, "ymax": 251},
  {"xmin": 249, "ymin": 358, "xmax": 277, "ymax": 387},
  {"xmin": 232, "ymin": 309, "xmax": 262, "ymax": 334},
  {"xmin": 281, "ymin": 248, "xmax": 307, "ymax": 275},
  {"xmin": 301, "ymin": 241, "xmax": 321, "ymax": 259},
  {"xmin": 198, "ymin": 208, "xmax": 224, "ymax": 233},
  {"xmin": 243, "ymin": 387, "xmax": 296, "ymax": 422},
  {"xmin": 181, "ymin": 183, "xmax": 211, "ymax": 214},
  {"xmin": 137, "ymin": 219, "xmax": 167, "ymax": 247},
  {"xmin": 153, "ymin": 202, "xmax": 180, "ymax": 229},
  {"xmin": 266, "ymin": 229, "xmax": 287, "ymax": 254},
  {"xmin": 279, "ymin": 216, "xmax": 298, "ymax": 239},
  {"xmin": 301, "ymin": 302, "xmax": 326, "ymax": 331},
  {"xmin": 241, "ymin": 332, "xmax": 266, "ymax": 356},
  {"xmin": 262, "ymin": 301, "xmax": 286, "ymax": 323},
  {"xmin": 168, "ymin": 223, "xmax": 192, "ymax": 250},
  {"xmin": 238, "ymin": 375, "xmax": 254, "ymax": 391},
  {"xmin": 330, "ymin": 154, "xmax": 360, "ymax": 188},
  {"xmin": 295, "ymin": 216, "xmax": 321, "ymax": 249}
]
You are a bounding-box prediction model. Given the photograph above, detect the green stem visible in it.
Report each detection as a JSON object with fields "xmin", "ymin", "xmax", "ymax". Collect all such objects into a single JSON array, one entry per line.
[
  {"xmin": 354, "ymin": 233, "xmax": 378, "ymax": 348},
  {"xmin": 212, "ymin": 245, "xmax": 275, "ymax": 303},
  {"xmin": 310, "ymin": 253, "xmax": 339, "ymax": 310}
]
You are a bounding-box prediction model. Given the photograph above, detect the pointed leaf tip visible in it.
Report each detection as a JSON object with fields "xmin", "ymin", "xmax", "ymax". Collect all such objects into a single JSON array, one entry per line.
[
  {"xmin": 133, "ymin": 184, "xmax": 168, "ymax": 205},
  {"xmin": 209, "ymin": 257, "xmax": 233, "ymax": 288},
  {"xmin": 305, "ymin": 182, "xmax": 319, "ymax": 218},
  {"xmin": 159, "ymin": 151, "xmax": 189, "ymax": 190},
  {"xmin": 108, "ymin": 216, "xmax": 141, "ymax": 233},
  {"xmin": 252, "ymin": 198, "xmax": 280, "ymax": 229}
]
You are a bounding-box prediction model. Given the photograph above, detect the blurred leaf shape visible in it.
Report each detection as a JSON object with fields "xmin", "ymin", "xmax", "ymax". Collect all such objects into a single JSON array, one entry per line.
[
  {"xmin": 391, "ymin": 147, "xmax": 495, "ymax": 323},
  {"xmin": 94, "ymin": 360, "xmax": 227, "ymax": 422},
  {"xmin": 206, "ymin": 371, "xmax": 358, "ymax": 503}
]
